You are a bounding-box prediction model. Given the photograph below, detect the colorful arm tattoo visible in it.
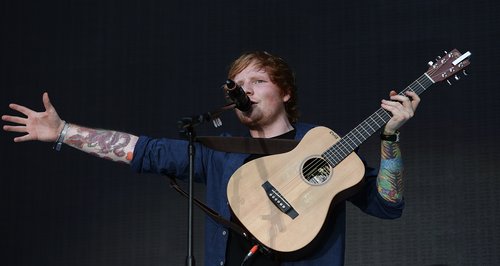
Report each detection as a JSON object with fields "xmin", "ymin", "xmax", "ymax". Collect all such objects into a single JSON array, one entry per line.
[
  {"xmin": 64, "ymin": 125, "xmax": 135, "ymax": 163},
  {"xmin": 377, "ymin": 140, "xmax": 404, "ymax": 203}
]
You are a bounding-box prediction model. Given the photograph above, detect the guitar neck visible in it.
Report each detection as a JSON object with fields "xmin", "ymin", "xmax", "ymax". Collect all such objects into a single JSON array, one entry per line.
[{"xmin": 322, "ymin": 73, "xmax": 435, "ymax": 167}]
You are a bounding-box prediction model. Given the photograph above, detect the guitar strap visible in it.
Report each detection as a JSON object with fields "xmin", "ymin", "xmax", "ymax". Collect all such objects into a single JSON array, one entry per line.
[
  {"xmin": 196, "ymin": 136, "xmax": 299, "ymax": 154},
  {"xmin": 168, "ymin": 136, "xmax": 299, "ymax": 246}
]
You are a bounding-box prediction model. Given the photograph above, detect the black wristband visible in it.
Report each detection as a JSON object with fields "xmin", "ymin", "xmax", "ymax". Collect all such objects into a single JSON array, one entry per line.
[
  {"xmin": 53, "ymin": 121, "xmax": 69, "ymax": 151},
  {"xmin": 381, "ymin": 130, "xmax": 400, "ymax": 142}
]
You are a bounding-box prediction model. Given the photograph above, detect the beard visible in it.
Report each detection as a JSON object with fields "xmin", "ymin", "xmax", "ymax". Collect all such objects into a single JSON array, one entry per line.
[
  {"xmin": 236, "ymin": 105, "xmax": 284, "ymax": 131},
  {"xmin": 236, "ymin": 107, "xmax": 259, "ymax": 127},
  {"xmin": 235, "ymin": 100, "xmax": 290, "ymax": 135}
]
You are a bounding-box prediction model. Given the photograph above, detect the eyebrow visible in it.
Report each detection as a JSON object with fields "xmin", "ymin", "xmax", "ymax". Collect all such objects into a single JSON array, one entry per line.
[{"xmin": 235, "ymin": 72, "xmax": 269, "ymax": 84}]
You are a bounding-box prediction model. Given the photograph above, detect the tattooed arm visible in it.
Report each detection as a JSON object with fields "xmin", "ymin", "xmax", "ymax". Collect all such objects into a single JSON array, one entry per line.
[
  {"xmin": 376, "ymin": 140, "xmax": 403, "ymax": 203},
  {"xmin": 64, "ymin": 125, "xmax": 138, "ymax": 163},
  {"xmin": 2, "ymin": 92, "xmax": 138, "ymax": 164},
  {"xmin": 377, "ymin": 89, "xmax": 420, "ymax": 203}
]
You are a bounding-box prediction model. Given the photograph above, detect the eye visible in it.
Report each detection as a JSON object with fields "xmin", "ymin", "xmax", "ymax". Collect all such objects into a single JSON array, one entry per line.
[{"xmin": 253, "ymin": 80, "xmax": 266, "ymax": 84}]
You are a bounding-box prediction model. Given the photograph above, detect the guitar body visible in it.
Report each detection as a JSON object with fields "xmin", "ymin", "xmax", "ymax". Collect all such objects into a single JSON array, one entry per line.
[{"xmin": 227, "ymin": 126, "xmax": 365, "ymax": 253}]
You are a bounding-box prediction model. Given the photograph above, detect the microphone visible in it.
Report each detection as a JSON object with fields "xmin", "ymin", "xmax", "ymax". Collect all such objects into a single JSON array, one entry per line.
[{"xmin": 225, "ymin": 79, "xmax": 252, "ymax": 112}]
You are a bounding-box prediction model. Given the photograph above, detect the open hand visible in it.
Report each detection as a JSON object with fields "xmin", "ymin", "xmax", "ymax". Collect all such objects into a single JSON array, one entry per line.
[{"xmin": 2, "ymin": 92, "xmax": 65, "ymax": 142}]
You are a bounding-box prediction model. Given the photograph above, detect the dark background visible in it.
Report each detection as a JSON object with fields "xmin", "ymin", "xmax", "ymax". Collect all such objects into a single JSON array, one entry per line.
[{"xmin": 1, "ymin": 0, "xmax": 499, "ymax": 265}]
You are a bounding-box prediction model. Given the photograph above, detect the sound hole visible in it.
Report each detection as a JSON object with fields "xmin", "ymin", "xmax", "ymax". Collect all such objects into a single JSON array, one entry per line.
[{"xmin": 301, "ymin": 157, "xmax": 332, "ymax": 185}]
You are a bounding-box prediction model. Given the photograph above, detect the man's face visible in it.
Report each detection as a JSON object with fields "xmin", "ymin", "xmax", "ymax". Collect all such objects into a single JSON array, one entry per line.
[{"xmin": 233, "ymin": 62, "xmax": 290, "ymax": 128}]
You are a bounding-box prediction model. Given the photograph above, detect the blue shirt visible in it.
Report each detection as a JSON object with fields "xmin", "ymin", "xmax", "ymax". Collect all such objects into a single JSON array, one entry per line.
[{"xmin": 130, "ymin": 123, "xmax": 404, "ymax": 266}]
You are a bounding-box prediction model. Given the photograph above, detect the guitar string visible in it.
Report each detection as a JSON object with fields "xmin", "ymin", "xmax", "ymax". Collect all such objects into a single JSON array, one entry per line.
[
  {"xmin": 274, "ymin": 82, "xmax": 426, "ymax": 196},
  {"xmin": 324, "ymin": 73, "xmax": 434, "ymax": 162},
  {"xmin": 321, "ymin": 75, "xmax": 432, "ymax": 168},
  {"xmin": 277, "ymin": 54, "xmax": 459, "ymax": 199},
  {"xmin": 275, "ymin": 73, "xmax": 436, "ymax": 197},
  {"xmin": 296, "ymin": 51, "xmax": 454, "ymax": 184},
  {"xmin": 280, "ymin": 74, "xmax": 433, "ymax": 193},
  {"xmin": 301, "ymin": 51, "xmax": 455, "ymax": 179},
  {"xmin": 307, "ymin": 75, "xmax": 432, "ymax": 180},
  {"xmin": 275, "ymin": 74, "xmax": 433, "ymax": 200}
]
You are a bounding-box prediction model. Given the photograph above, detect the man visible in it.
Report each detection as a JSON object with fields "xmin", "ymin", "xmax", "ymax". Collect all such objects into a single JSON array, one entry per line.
[{"xmin": 2, "ymin": 51, "xmax": 420, "ymax": 265}]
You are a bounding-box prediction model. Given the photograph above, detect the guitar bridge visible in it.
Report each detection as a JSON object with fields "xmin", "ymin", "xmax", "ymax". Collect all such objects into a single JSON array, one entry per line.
[{"xmin": 262, "ymin": 181, "xmax": 299, "ymax": 219}]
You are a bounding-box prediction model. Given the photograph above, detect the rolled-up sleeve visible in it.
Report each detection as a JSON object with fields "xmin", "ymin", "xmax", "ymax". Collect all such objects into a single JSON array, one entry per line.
[
  {"xmin": 130, "ymin": 136, "xmax": 207, "ymax": 183},
  {"xmin": 349, "ymin": 165, "xmax": 405, "ymax": 219}
]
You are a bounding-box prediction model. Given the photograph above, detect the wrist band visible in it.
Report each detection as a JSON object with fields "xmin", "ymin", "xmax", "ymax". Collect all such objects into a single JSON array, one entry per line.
[
  {"xmin": 53, "ymin": 121, "xmax": 69, "ymax": 151},
  {"xmin": 380, "ymin": 130, "xmax": 400, "ymax": 142}
]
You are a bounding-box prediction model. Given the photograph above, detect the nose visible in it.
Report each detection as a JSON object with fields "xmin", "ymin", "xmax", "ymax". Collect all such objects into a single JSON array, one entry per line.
[{"xmin": 243, "ymin": 83, "xmax": 254, "ymax": 95}]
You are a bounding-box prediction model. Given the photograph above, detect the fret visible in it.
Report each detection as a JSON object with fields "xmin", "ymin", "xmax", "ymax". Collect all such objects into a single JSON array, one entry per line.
[
  {"xmin": 372, "ymin": 113, "xmax": 385, "ymax": 127},
  {"xmin": 364, "ymin": 119, "xmax": 376, "ymax": 132},
  {"xmin": 344, "ymin": 134, "xmax": 357, "ymax": 147},
  {"xmin": 414, "ymin": 79, "xmax": 425, "ymax": 91},
  {"xmin": 353, "ymin": 128, "xmax": 365, "ymax": 143},
  {"xmin": 361, "ymin": 120, "xmax": 376, "ymax": 135},
  {"xmin": 357, "ymin": 125, "xmax": 371, "ymax": 138}
]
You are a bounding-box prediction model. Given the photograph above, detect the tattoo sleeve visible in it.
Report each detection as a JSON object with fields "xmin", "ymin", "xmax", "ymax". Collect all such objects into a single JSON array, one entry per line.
[
  {"xmin": 63, "ymin": 124, "xmax": 138, "ymax": 164},
  {"xmin": 377, "ymin": 140, "xmax": 404, "ymax": 203}
]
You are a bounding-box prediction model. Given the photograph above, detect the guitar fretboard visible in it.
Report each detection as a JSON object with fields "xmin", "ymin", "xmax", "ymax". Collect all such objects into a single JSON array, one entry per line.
[{"xmin": 322, "ymin": 73, "xmax": 435, "ymax": 167}]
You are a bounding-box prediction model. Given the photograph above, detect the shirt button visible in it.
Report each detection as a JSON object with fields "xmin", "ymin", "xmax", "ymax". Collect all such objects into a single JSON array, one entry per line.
[
  {"xmin": 219, "ymin": 261, "xmax": 224, "ymax": 265},
  {"xmin": 222, "ymin": 230, "xmax": 227, "ymax": 236}
]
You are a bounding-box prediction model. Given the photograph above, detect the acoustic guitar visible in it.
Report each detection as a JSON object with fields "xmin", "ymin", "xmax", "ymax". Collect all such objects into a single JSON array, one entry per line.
[{"xmin": 226, "ymin": 49, "xmax": 471, "ymax": 254}]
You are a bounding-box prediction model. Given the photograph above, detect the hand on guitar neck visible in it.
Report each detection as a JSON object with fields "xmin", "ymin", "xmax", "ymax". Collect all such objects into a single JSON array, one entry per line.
[{"xmin": 381, "ymin": 90, "xmax": 420, "ymax": 135}]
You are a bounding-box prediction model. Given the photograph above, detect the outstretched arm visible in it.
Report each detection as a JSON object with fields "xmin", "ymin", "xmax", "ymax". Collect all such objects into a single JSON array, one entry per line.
[
  {"xmin": 2, "ymin": 92, "xmax": 138, "ymax": 164},
  {"xmin": 376, "ymin": 90, "xmax": 420, "ymax": 203},
  {"xmin": 62, "ymin": 123, "xmax": 138, "ymax": 163}
]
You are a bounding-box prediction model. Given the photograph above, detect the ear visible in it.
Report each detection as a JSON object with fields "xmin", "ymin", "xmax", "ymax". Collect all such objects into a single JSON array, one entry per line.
[{"xmin": 282, "ymin": 92, "xmax": 291, "ymax": 103}]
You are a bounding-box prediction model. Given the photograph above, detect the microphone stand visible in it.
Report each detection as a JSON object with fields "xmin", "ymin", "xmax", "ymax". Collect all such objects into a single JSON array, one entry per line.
[{"xmin": 177, "ymin": 103, "xmax": 236, "ymax": 266}]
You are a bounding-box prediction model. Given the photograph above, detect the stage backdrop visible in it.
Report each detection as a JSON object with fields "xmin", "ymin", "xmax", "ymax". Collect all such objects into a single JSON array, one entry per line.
[{"xmin": 1, "ymin": 1, "xmax": 499, "ymax": 265}]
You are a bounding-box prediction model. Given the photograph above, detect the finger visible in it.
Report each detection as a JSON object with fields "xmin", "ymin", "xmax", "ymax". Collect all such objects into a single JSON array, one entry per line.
[
  {"xmin": 381, "ymin": 101, "xmax": 400, "ymax": 114},
  {"xmin": 14, "ymin": 134, "xmax": 34, "ymax": 142},
  {"xmin": 405, "ymin": 90, "xmax": 421, "ymax": 109},
  {"xmin": 9, "ymin": 103, "xmax": 34, "ymax": 117},
  {"xmin": 386, "ymin": 90, "xmax": 411, "ymax": 108},
  {"xmin": 2, "ymin": 115, "xmax": 28, "ymax": 125},
  {"xmin": 381, "ymin": 99, "xmax": 404, "ymax": 109},
  {"xmin": 43, "ymin": 92, "xmax": 54, "ymax": 111},
  {"xmin": 405, "ymin": 90, "xmax": 419, "ymax": 99},
  {"xmin": 390, "ymin": 94, "xmax": 411, "ymax": 103},
  {"xmin": 381, "ymin": 100, "xmax": 411, "ymax": 118},
  {"xmin": 389, "ymin": 95, "xmax": 414, "ymax": 114},
  {"xmin": 389, "ymin": 95, "xmax": 415, "ymax": 115},
  {"xmin": 382, "ymin": 102, "xmax": 402, "ymax": 113},
  {"xmin": 3, "ymin": 125, "xmax": 27, "ymax": 133}
]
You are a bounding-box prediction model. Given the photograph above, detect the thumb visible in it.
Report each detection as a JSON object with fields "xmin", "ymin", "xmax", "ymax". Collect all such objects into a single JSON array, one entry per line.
[{"xmin": 42, "ymin": 92, "xmax": 54, "ymax": 111}]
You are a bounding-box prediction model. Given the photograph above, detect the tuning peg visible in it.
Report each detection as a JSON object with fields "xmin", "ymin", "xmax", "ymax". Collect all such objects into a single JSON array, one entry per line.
[
  {"xmin": 444, "ymin": 50, "xmax": 448, "ymax": 54},
  {"xmin": 463, "ymin": 70, "xmax": 468, "ymax": 76},
  {"xmin": 454, "ymin": 75, "xmax": 460, "ymax": 80},
  {"xmin": 428, "ymin": 61, "xmax": 434, "ymax": 66},
  {"xmin": 436, "ymin": 56, "xmax": 441, "ymax": 60},
  {"xmin": 447, "ymin": 80, "xmax": 452, "ymax": 85}
]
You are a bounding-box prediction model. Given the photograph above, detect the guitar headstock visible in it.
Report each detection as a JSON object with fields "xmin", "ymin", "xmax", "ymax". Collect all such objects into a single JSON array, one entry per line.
[{"xmin": 426, "ymin": 49, "xmax": 471, "ymax": 84}]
